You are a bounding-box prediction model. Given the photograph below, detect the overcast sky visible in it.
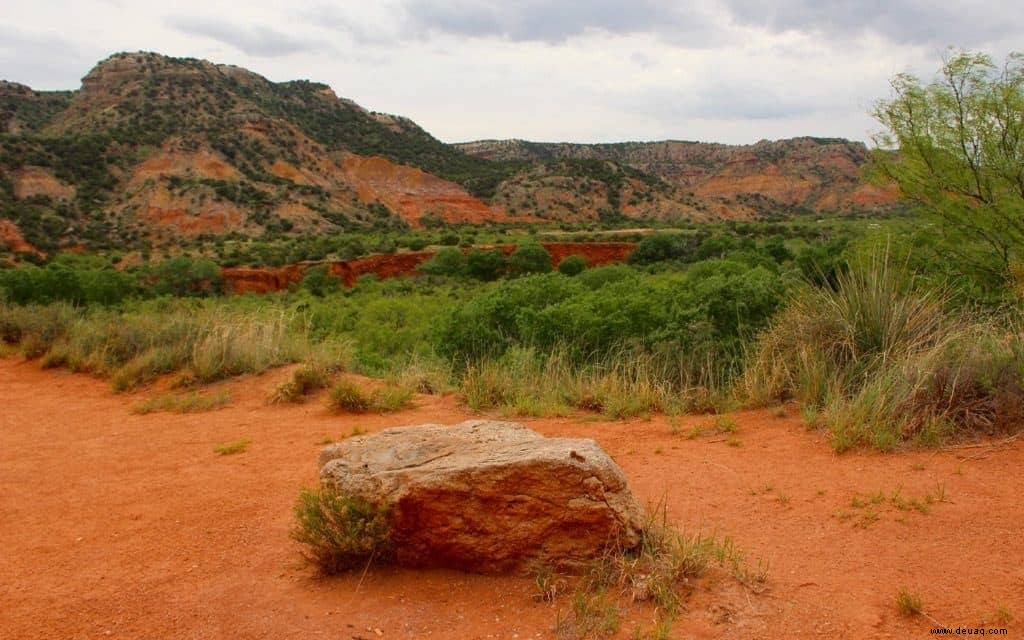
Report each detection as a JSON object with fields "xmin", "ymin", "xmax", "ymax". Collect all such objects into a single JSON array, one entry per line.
[{"xmin": 1, "ymin": 1, "xmax": 1021, "ymax": 145}]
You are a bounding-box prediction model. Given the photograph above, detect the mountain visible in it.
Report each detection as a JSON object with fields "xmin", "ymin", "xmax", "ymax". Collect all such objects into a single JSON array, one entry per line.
[{"xmin": 0, "ymin": 52, "xmax": 896, "ymax": 257}]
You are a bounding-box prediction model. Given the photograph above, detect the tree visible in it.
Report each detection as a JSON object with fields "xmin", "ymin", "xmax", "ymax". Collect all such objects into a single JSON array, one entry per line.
[{"xmin": 872, "ymin": 49, "xmax": 1024, "ymax": 285}]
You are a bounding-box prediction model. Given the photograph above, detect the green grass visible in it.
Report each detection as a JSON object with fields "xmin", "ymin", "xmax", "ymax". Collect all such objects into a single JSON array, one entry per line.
[
  {"xmin": 214, "ymin": 438, "xmax": 250, "ymax": 456},
  {"xmin": 131, "ymin": 391, "xmax": 231, "ymax": 415}
]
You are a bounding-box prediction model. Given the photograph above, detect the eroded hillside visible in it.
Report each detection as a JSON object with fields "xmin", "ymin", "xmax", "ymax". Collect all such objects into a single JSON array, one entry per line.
[{"xmin": 0, "ymin": 52, "xmax": 896, "ymax": 257}]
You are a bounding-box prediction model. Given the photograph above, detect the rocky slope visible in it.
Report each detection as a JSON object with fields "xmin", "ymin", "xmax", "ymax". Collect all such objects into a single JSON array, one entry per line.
[
  {"xmin": 0, "ymin": 52, "xmax": 895, "ymax": 258},
  {"xmin": 456, "ymin": 138, "xmax": 896, "ymax": 218}
]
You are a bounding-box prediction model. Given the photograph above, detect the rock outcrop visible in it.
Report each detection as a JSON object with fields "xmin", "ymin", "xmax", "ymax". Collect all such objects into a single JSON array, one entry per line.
[{"xmin": 318, "ymin": 420, "xmax": 644, "ymax": 574}]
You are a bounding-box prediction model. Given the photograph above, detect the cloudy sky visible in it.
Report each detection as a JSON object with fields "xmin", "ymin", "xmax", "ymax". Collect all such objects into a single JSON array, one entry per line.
[{"xmin": 1, "ymin": 1, "xmax": 1021, "ymax": 145}]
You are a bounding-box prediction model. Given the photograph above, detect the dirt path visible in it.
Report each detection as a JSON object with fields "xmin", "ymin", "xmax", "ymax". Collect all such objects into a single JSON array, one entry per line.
[{"xmin": 1, "ymin": 358, "xmax": 1021, "ymax": 639}]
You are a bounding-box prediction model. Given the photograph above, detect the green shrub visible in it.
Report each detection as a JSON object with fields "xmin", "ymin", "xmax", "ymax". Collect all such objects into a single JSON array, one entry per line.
[
  {"xmin": 419, "ymin": 247, "xmax": 466, "ymax": 277},
  {"xmin": 329, "ymin": 380, "xmax": 371, "ymax": 413},
  {"xmin": 300, "ymin": 266, "xmax": 341, "ymax": 297},
  {"xmin": 291, "ymin": 485, "xmax": 392, "ymax": 575},
  {"xmin": 466, "ymin": 248, "xmax": 506, "ymax": 281},
  {"xmin": 557, "ymin": 254, "xmax": 587, "ymax": 276},
  {"xmin": 269, "ymin": 362, "xmax": 330, "ymax": 404},
  {"xmin": 508, "ymin": 243, "xmax": 552, "ymax": 275}
]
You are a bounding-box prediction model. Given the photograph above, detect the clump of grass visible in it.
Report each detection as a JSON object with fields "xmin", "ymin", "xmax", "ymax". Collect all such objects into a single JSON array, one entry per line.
[
  {"xmin": 290, "ymin": 485, "xmax": 392, "ymax": 575},
  {"xmin": 371, "ymin": 385, "xmax": 414, "ymax": 412},
  {"xmin": 132, "ymin": 391, "xmax": 230, "ymax": 415},
  {"xmin": 269, "ymin": 362, "xmax": 330, "ymax": 404},
  {"xmin": 992, "ymin": 604, "xmax": 1013, "ymax": 625},
  {"xmin": 896, "ymin": 587, "xmax": 923, "ymax": 617},
  {"xmin": 214, "ymin": 438, "xmax": 250, "ymax": 456},
  {"xmin": 329, "ymin": 380, "xmax": 371, "ymax": 413},
  {"xmin": 552, "ymin": 504, "xmax": 767, "ymax": 638},
  {"xmin": 742, "ymin": 246, "xmax": 1024, "ymax": 451},
  {"xmin": 328, "ymin": 380, "xmax": 413, "ymax": 413}
]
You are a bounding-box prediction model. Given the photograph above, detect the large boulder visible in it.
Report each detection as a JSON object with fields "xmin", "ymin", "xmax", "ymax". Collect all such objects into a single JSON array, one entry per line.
[{"xmin": 318, "ymin": 420, "xmax": 644, "ymax": 574}]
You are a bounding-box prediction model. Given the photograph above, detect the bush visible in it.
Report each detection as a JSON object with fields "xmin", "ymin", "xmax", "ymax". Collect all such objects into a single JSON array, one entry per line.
[
  {"xmin": 629, "ymin": 233, "xmax": 690, "ymax": 265},
  {"xmin": 269, "ymin": 362, "xmax": 330, "ymax": 404},
  {"xmin": 557, "ymin": 255, "xmax": 587, "ymax": 276},
  {"xmin": 508, "ymin": 243, "xmax": 552, "ymax": 276},
  {"xmin": 466, "ymin": 249, "xmax": 506, "ymax": 281},
  {"xmin": 291, "ymin": 486, "xmax": 392, "ymax": 574},
  {"xmin": 329, "ymin": 380, "xmax": 371, "ymax": 413},
  {"xmin": 300, "ymin": 266, "xmax": 341, "ymax": 297},
  {"xmin": 419, "ymin": 247, "xmax": 466, "ymax": 277}
]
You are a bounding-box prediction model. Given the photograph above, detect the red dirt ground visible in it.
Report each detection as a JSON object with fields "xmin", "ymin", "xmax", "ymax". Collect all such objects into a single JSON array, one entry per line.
[{"xmin": 1, "ymin": 359, "xmax": 1022, "ymax": 639}]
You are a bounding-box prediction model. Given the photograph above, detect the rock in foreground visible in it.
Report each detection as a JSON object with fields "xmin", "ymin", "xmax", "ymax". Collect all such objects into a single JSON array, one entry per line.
[{"xmin": 318, "ymin": 420, "xmax": 644, "ymax": 574}]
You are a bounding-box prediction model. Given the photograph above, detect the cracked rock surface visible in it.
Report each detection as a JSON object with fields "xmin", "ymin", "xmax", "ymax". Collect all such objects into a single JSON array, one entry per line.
[{"xmin": 319, "ymin": 420, "xmax": 644, "ymax": 573}]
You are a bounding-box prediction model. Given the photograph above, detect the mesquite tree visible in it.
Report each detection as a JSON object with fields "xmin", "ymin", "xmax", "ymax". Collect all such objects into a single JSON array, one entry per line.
[{"xmin": 872, "ymin": 50, "xmax": 1024, "ymax": 285}]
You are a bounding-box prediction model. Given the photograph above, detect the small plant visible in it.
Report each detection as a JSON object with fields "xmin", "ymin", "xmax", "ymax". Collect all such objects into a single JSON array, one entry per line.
[
  {"xmin": 269, "ymin": 362, "xmax": 329, "ymax": 404},
  {"xmin": 328, "ymin": 380, "xmax": 413, "ymax": 413},
  {"xmin": 328, "ymin": 380, "xmax": 371, "ymax": 413},
  {"xmin": 896, "ymin": 587, "xmax": 923, "ymax": 617},
  {"xmin": 992, "ymin": 604, "xmax": 1013, "ymax": 625},
  {"xmin": 290, "ymin": 485, "xmax": 392, "ymax": 575},
  {"xmin": 214, "ymin": 438, "xmax": 250, "ymax": 456},
  {"xmin": 370, "ymin": 385, "xmax": 413, "ymax": 412},
  {"xmin": 725, "ymin": 437, "xmax": 742, "ymax": 447},
  {"xmin": 533, "ymin": 564, "xmax": 566, "ymax": 603}
]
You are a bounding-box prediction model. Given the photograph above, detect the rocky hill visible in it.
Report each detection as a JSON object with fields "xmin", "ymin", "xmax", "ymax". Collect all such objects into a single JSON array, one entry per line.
[
  {"xmin": 456, "ymin": 138, "xmax": 896, "ymax": 219},
  {"xmin": 0, "ymin": 52, "xmax": 896, "ymax": 257}
]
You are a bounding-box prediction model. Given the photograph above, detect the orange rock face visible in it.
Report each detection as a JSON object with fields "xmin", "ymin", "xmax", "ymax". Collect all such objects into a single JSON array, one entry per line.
[
  {"xmin": 0, "ymin": 219, "xmax": 42, "ymax": 256},
  {"xmin": 340, "ymin": 155, "xmax": 523, "ymax": 226},
  {"xmin": 129, "ymin": 149, "xmax": 239, "ymax": 186},
  {"xmin": 12, "ymin": 166, "xmax": 76, "ymax": 201}
]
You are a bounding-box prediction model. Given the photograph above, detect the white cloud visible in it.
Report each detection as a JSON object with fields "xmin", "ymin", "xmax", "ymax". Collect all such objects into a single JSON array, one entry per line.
[{"xmin": 0, "ymin": 1, "xmax": 1015, "ymax": 145}]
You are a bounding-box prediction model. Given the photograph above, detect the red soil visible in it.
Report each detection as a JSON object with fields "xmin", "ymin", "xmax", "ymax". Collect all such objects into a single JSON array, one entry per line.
[
  {"xmin": 1, "ymin": 359, "xmax": 1021, "ymax": 639},
  {"xmin": 0, "ymin": 220, "xmax": 42, "ymax": 257},
  {"xmin": 220, "ymin": 242, "xmax": 637, "ymax": 294}
]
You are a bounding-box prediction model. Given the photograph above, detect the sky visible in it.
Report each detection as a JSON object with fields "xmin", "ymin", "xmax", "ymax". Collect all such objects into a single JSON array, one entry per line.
[{"xmin": 1, "ymin": 1, "xmax": 1021, "ymax": 145}]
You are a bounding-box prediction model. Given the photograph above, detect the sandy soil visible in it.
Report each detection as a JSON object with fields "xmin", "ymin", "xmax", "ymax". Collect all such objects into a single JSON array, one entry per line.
[{"xmin": 1, "ymin": 358, "xmax": 1022, "ymax": 639}]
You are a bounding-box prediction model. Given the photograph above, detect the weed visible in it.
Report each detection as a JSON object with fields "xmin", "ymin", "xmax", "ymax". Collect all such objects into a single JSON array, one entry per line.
[
  {"xmin": 290, "ymin": 485, "xmax": 392, "ymax": 575},
  {"xmin": 371, "ymin": 385, "xmax": 413, "ymax": 412},
  {"xmin": 896, "ymin": 587, "xmax": 923, "ymax": 617},
  {"xmin": 320, "ymin": 436, "xmax": 334, "ymax": 445},
  {"xmin": 214, "ymin": 438, "xmax": 250, "ymax": 456},
  {"xmin": 992, "ymin": 605, "xmax": 1013, "ymax": 626},
  {"xmin": 329, "ymin": 380, "xmax": 412, "ymax": 413},
  {"xmin": 328, "ymin": 380, "xmax": 371, "ymax": 413},
  {"xmin": 269, "ymin": 362, "xmax": 330, "ymax": 404},
  {"xmin": 725, "ymin": 437, "xmax": 743, "ymax": 447}
]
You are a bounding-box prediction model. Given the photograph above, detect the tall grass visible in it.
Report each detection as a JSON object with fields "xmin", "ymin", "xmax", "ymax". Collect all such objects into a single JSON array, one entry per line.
[
  {"xmin": 743, "ymin": 249, "xmax": 1024, "ymax": 450},
  {"xmin": 0, "ymin": 300, "xmax": 335, "ymax": 391}
]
